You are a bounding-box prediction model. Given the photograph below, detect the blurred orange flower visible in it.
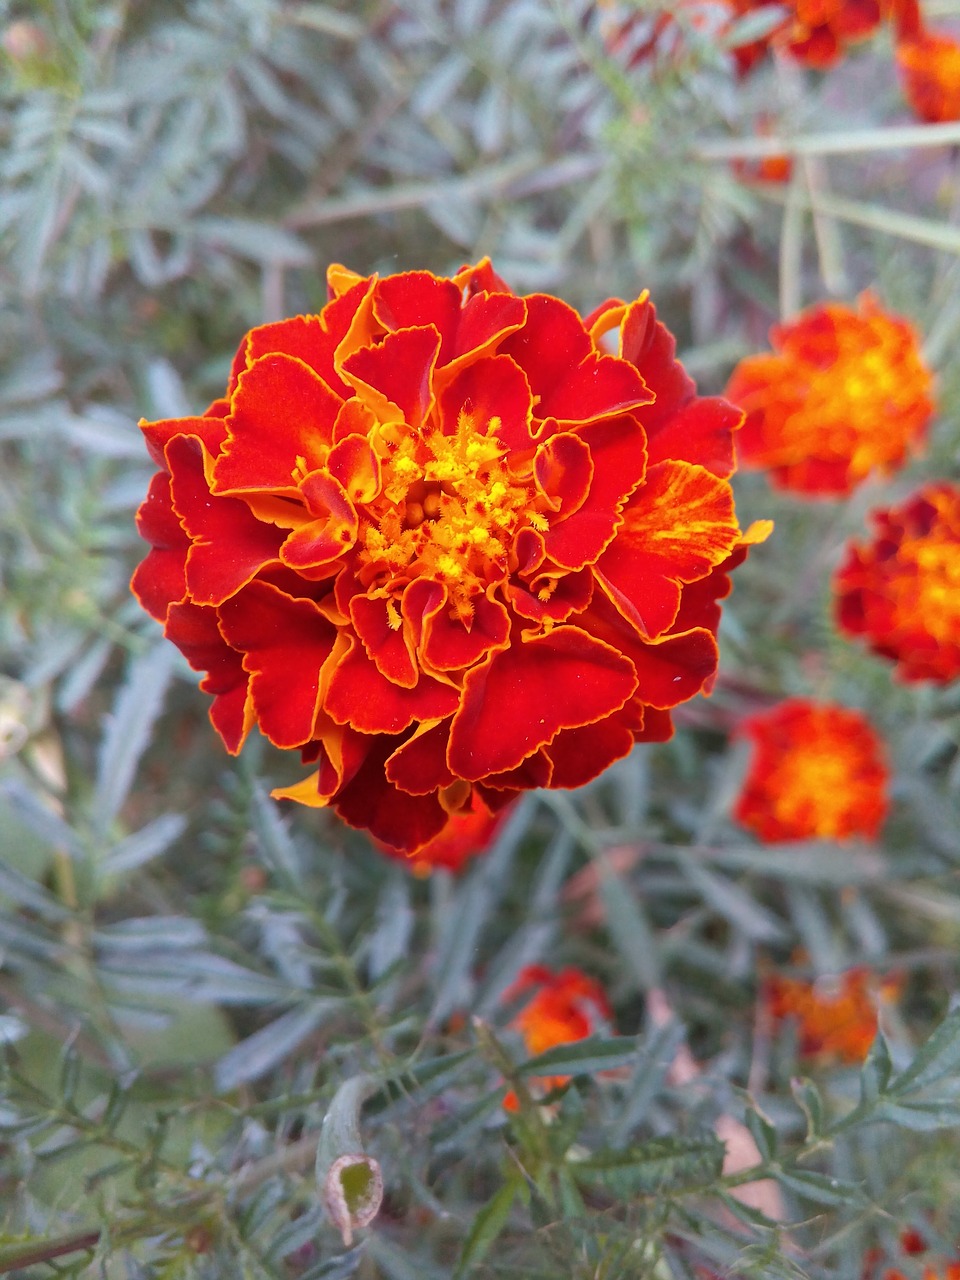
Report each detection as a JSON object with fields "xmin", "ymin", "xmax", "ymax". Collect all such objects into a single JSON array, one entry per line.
[
  {"xmin": 864, "ymin": 1228, "xmax": 960, "ymax": 1280},
  {"xmin": 896, "ymin": 31, "xmax": 960, "ymax": 124},
  {"xmin": 730, "ymin": 0, "xmax": 883, "ymax": 73},
  {"xmin": 731, "ymin": 115, "xmax": 794, "ymax": 185},
  {"xmin": 834, "ymin": 483, "xmax": 960, "ymax": 684},
  {"xmin": 734, "ymin": 699, "xmax": 890, "ymax": 842},
  {"xmin": 503, "ymin": 964, "xmax": 611, "ymax": 1108},
  {"xmin": 727, "ymin": 294, "xmax": 934, "ymax": 496},
  {"xmin": 765, "ymin": 967, "xmax": 898, "ymax": 1064}
]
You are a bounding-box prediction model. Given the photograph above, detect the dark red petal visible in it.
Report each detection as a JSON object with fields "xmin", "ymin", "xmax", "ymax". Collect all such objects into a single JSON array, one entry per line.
[
  {"xmin": 420, "ymin": 589, "xmax": 512, "ymax": 672},
  {"xmin": 385, "ymin": 720, "xmax": 454, "ymax": 795},
  {"xmin": 632, "ymin": 627, "xmax": 719, "ymax": 708},
  {"xmin": 167, "ymin": 435, "xmax": 284, "ymax": 606},
  {"xmin": 437, "ymin": 355, "xmax": 534, "ymax": 453},
  {"xmin": 324, "ymin": 636, "xmax": 459, "ymax": 734},
  {"xmin": 131, "ymin": 473, "xmax": 189, "ymax": 621},
  {"xmin": 500, "ymin": 294, "xmax": 652, "ymax": 425},
  {"xmin": 535, "ymin": 431, "xmax": 593, "ymax": 516},
  {"xmin": 332, "ymin": 734, "xmax": 449, "ymax": 852},
  {"xmin": 447, "ymin": 627, "xmax": 637, "ymax": 780},
  {"xmin": 280, "ymin": 472, "xmax": 358, "ymax": 570},
  {"xmin": 350, "ymin": 594, "xmax": 418, "ymax": 689},
  {"xmin": 541, "ymin": 414, "xmax": 648, "ymax": 570},
  {"xmin": 450, "ymin": 291, "xmax": 527, "ymax": 366},
  {"xmin": 507, "ymin": 565, "xmax": 594, "ymax": 625},
  {"xmin": 373, "ymin": 271, "xmax": 463, "ymax": 363},
  {"xmin": 164, "ymin": 601, "xmax": 252, "ymax": 753},
  {"xmin": 341, "ymin": 325, "xmax": 442, "ymax": 428},
  {"xmin": 644, "ymin": 396, "xmax": 740, "ymax": 479},
  {"xmin": 213, "ymin": 354, "xmax": 342, "ymax": 496},
  {"xmin": 140, "ymin": 414, "xmax": 227, "ymax": 469},
  {"xmin": 479, "ymin": 749, "xmax": 553, "ymax": 792},
  {"xmin": 217, "ymin": 581, "xmax": 337, "ymax": 749},
  {"xmin": 544, "ymin": 718, "xmax": 635, "ymax": 789}
]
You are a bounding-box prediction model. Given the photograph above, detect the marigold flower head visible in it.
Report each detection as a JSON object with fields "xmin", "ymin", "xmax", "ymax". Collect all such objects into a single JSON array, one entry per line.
[
  {"xmin": 734, "ymin": 699, "xmax": 890, "ymax": 842},
  {"xmin": 765, "ymin": 967, "xmax": 899, "ymax": 1064},
  {"xmin": 896, "ymin": 30, "xmax": 960, "ymax": 124},
  {"xmin": 132, "ymin": 260, "xmax": 765, "ymax": 854},
  {"xmin": 728, "ymin": 0, "xmax": 883, "ymax": 72},
  {"xmin": 864, "ymin": 1228, "xmax": 960, "ymax": 1280},
  {"xmin": 727, "ymin": 294, "xmax": 935, "ymax": 497},
  {"xmin": 834, "ymin": 482, "xmax": 960, "ymax": 683},
  {"xmin": 503, "ymin": 964, "xmax": 611, "ymax": 1108}
]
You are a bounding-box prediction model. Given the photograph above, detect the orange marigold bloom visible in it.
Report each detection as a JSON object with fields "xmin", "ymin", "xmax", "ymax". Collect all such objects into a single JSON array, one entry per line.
[
  {"xmin": 864, "ymin": 1228, "xmax": 960, "ymax": 1280},
  {"xmin": 734, "ymin": 699, "xmax": 890, "ymax": 842},
  {"xmin": 896, "ymin": 30, "xmax": 960, "ymax": 124},
  {"xmin": 765, "ymin": 967, "xmax": 897, "ymax": 1064},
  {"xmin": 834, "ymin": 482, "xmax": 960, "ymax": 684},
  {"xmin": 727, "ymin": 294, "xmax": 935, "ymax": 496},
  {"xmin": 132, "ymin": 260, "xmax": 766, "ymax": 854},
  {"xmin": 504, "ymin": 964, "xmax": 611, "ymax": 1107},
  {"xmin": 728, "ymin": 0, "xmax": 883, "ymax": 72}
]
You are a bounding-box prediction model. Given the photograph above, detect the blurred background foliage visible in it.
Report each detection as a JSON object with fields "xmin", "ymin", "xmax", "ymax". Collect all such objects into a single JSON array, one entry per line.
[{"xmin": 2, "ymin": 0, "xmax": 960, "ymax": 1276}]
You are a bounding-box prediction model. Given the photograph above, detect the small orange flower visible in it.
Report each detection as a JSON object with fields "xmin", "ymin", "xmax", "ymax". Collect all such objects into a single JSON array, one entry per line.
[
  {"xmin": 734, "ymin": 699, "xmax": 890, "ymax": 842},
  {"xmin": 377, "ymin": 792, "xmax": 508, "ymax": 877},
  {"xmin": 503, "ymin": 965, "xmax": 611, "ymax": 1107},
  {"xmin": 864, "ymin": 1229, "xmax": 960, "ymax": 1280},
  {"xmin": 727, "ymin": 294, "xmax": 935, "ymax": 496},
  {"xmin": 132, "ymin": 260, "xmax": 766, "ymax": 854},
  {"xmin": 765, "ymin": 967, "xmax": 898, "ymax": 1064},
  {"xmin": 731, "ymin": 116, "xmax": 794, "ymax": 185},
  {"xmin": 896, "ymin": 30, "xmax": 960, "ymax": 124},
  {"xmin": 835, "ymin": 483, "xmax": 960, "ymax": 684}
]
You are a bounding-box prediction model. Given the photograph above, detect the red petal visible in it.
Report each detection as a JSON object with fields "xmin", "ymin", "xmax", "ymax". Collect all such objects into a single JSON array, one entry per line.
[
  {"xmin": 507, "ymin": 565, "xmax": 594, "ymax": 625},
  {"xmin": 131, "ymin": 472, "xmax": 189, "ymax": 621},
  {"xmin": 332, "ymin": 734, "xmax": 449, "ymax": 852},
  {"xmin": 632, "ymin": 628, "xmax": 720, "ymax": 708},
  {"xmin": 479, "ymin": 749, "xmax": 553, "ymax": 792},
  {"xmin": 385, "ymin": 720, "xmax": 454, "ymax": 795},
  {"xmin": 500, "ymin": 294, "xmax": 652, "ymax": 425},
  {"xmin": 420, "ymin": 588, "xmax": 511, "ymax": 672},
  {"xmin": 544, "ymin": 719, "xmax": 636, "ymax": 788},
  {"xmin": 437, "ymin": 355, "xmax": 535, "ymax": 454},
  {"xmin": 324, "ymin": 636, "xmax": 459, "ymax": 734},
  {"xmin": 540, "ymin": 414, "xmax": 647, "ymax": 570},
  {"xmin": 645, "ymin": 396, "xmax": 741, "ymax": 479},
  {"xmin": 373, "ymin": 271, "xmax": 463, "ymax": 363},
  {"xmin": 168, "ymin": 435, "xmax": 284, "ymax": 606},
  {"xmin": 217, "ymin": 582, "xmax": 337, "ymax": 749},
  {"xmin": 280, "ymin": 472, "xmax": 358, "ymax": 570},
  {"xmin": 535, "ymin": 431, "xmax": 593, "ymax": 516},
  {"xmin": 140, "ymin": 414, "xmax": 227, "ymax": 469},
  {"xmin": 213, "ymin": 354, "xmax": 343, "ymax": 496},
  {"xmin": 447, "ymin": 627, "xmax": 637, "ymax": 780},
  {"xmin": 350, "ymin": 594, "xmax": 418, "ymax": 689},
  {"xmin": 164, "ymin": 601, "xmax": 252, "ymax": 753},
  {"xmin": 327, "ymin": 434, "xmax": 382, "ymax": 505},
  {"xmin": 242, "ymin": 298, "xmax": 369, "ymax": 399},
  {"xmin": 341, "ymin": 325, "xmax": 442, "ymax": 427},
  {"xmin": 595, "ymin": 461, "xmax": 739, "ymax": 638}
]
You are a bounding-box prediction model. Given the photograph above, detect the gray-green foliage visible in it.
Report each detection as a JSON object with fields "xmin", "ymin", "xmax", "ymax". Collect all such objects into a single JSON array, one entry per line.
[{"xmin": 2, "ymin": 0, "xmax": 960, "ymax": 1276}]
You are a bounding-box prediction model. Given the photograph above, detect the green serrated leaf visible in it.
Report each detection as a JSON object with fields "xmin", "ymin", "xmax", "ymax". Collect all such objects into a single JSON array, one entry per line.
[
  {"xmin": 570, "ymin": 1135, "xmax": 725, "ymax": 1197},
  {"xmin": 516, "ymin": 1035, "xmax": 641, "ymax": 1079},
  {"xmin": 890, "ymin": 1009, "xmax": 960, "ymax": 1097},
  {"xmin": 454, "ymin": 1175, "xmax": 523, "ymax": 1278}
]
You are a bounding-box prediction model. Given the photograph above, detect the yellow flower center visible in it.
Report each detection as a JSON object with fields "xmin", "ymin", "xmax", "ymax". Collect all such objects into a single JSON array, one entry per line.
[
  {"xmin": 359, "ymin": 411, "xmax": 540, "ymax": 623},
  {"xmin": 902, "ymin": 530, "xmax": 960, "ymax": 643},
  {"xmin": 773, "ymin": 743, "xmax": 857, "ymax": 839}
]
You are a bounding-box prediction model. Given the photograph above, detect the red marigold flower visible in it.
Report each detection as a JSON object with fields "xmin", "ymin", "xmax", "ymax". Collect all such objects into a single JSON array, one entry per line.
[
  {"xmin": 834, "ymin": 482, "xmax": 960, "ymax": 683},
  {"xmin": 503, "ymin": 964, "xmax": 611, "ymax": 1108},
  {"xmin": 764, "ymin": 967, "xmax": 899, "ymax": 1064},
  {"xmin": 896, "ymin": 30, "xmax": 960, "ymax": 124},
  {"xmin": 377, "ymin": 792, "xmax": 508, "ymax": 877},
  {"xmin": 734, "ymin": 699, "xmax": 890, "ymax": 842},
  {"xmin": 132, "ymin": 260, "xmax": 766, "ymax": 854},
  {"xmin": 727, "ymin": 294, "xmax": 935, "ymax": 496},
  {"xmin": 729, "ymin": 0, "xmax": 883, "ymax": 72}
]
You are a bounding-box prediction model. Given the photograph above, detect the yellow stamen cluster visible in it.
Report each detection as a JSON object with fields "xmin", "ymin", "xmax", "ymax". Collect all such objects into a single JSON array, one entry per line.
[{"xmin": 359, "ymin": 413, "xmax": 537, "ymax": 623}]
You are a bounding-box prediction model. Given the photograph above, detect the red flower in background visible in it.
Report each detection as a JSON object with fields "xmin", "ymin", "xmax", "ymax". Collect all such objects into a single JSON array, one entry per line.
[
  {"xmin": 764, "ymin": 967, "xmax": 898, "ymax": 1064},
  {"xmin": 734, "ymin": 699, "xmax": 890, "ymax": 842},
  {"xmin": 503, "ymin": 964, "xmax": 611, "ymax": 1108},
  {"xmin": 896, "ymin": 31, "xmax": 960, "ymax": 123},
  {"xmin": 730, "ymin": 0, "xmax": 883, "ymax": 72},
  {"xmin": 132, "ymin": 260, "xmax": 766, "ymax": 854},
  {"xmin": 834, "ymin": 483, "xmax": 960, "ymax": 683},
  {"xmin": 378, "ymin": 792, "xmax": 507, "ymax": 877},
  {"xmin": 727, "ymin": 294, "xmax": 934, "ymax": 496}
]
